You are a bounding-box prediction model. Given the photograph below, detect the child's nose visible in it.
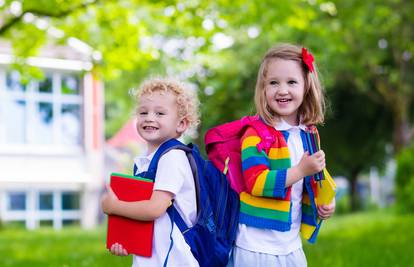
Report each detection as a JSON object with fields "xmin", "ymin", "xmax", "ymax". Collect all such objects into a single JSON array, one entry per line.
[
  {"xmin": 145, "ymin": 113, "xmax": 156, "ymax": 121},
  {"xmin": 277, "ymin": 85, "xmax": 289, "ymax": 94}
]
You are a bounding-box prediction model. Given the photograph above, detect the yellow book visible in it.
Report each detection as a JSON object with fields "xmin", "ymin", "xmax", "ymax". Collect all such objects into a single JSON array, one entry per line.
[{"xmin": 316, "ymin": 169, "xmax": 336, "ymax": 206}]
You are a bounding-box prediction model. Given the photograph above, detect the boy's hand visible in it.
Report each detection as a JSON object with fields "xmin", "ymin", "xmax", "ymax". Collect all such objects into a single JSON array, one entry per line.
[
  {"xmin": 101, "ymin": 185, "xmax": 119, "ymax": 215},
  {"xmin": 318, "ymin": 197, "xmax": 336, "ymax": 220},
  {"xmin": 110, "ymin": 243, "xmax": 129, "ymax": 256},
  {"xmin": 298, "ymin": 150, "xmax": 325, "ymax": 177}
]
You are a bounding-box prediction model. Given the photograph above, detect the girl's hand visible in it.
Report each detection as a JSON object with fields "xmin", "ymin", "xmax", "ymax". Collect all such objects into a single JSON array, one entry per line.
[
  {"xmin": 101, "ymin": 185, "xmax": 119, "ymax": 215},
  {"xmin": 110, "ymin": 243, "xmax": 129, "ymax": 256},
  {"xmin": 318, "ymin": 197, "xmax": 336, "ymax": 220},
  {"xmin": 298, "ymin": 150, "xmax": 325, "ymax": 177}
]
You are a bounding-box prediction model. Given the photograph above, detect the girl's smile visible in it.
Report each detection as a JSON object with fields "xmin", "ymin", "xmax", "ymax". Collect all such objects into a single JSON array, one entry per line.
[{"xmin": 265, "ymin": 58, "xmax": 305, "ymax": 126}]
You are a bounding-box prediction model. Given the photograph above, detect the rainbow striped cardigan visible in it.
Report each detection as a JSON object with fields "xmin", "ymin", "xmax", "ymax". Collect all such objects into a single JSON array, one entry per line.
[{"xmin": 240, "ymin": 124, "xmax": 322, "ymax": 243}]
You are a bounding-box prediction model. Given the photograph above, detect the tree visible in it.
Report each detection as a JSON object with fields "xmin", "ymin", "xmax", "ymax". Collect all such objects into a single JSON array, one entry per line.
[
  {"xmin": 320, "ymin": 0, "xmax": 414, "ymax": 153},
  {"xmin": 1, "ymin": 0, "xmax": 410, "ymax": 210},
  {"xmin": 320, "ymin": 80, "xmax": 393, "ymax": 210},
  {"xmin": 0, "ymin": 0, "xmax": 99, "ymax": 35}
]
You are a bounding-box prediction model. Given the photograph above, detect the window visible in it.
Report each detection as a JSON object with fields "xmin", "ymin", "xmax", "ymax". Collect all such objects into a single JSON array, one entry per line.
[
  {"xmin": 62, "ymin": 219, "xmax": 80, "ymax": 226},
  {"xmin": 0, "ymin": 70, "xmax": 83, "ymax": 149},
  {"xmin": 38, "ymin": 192, "xmax": 54, "ymax": 210},
  {"xmin": 3, "ymin": 190, "xmax": 83, "ymax": 229},
  {"xmin": 62, "ymin": 192, "xmax": 80, "ymax": 210},
  {"xmin": 6, "ymin": 71, "xmax": 26, "ymax": 92},
  {"xmin": 7, "ymin": 192, "xmax": 26, "ymax": 211}
]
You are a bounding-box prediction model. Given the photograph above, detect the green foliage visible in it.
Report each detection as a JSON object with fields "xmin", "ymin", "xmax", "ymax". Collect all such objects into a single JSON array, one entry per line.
[
  {"xmin": 334, "ymin": 195, "xmax": 351, "ymax": 215},
  {"xmin": 395, "ymin": 144, "xmax": 414, "ymax": 213},
  {"xmin": 320, "ymin": 82, "xmax": 393, "ymax": 179},
  {"xmin": 1, "ymin": 1, "xmax": 413, "ymax": 201}
]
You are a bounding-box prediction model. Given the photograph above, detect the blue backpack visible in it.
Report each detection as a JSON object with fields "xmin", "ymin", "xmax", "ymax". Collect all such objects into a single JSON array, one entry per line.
[{"xmin": 133, "ymin": 139, "xmax": 240, "ymax": 267}]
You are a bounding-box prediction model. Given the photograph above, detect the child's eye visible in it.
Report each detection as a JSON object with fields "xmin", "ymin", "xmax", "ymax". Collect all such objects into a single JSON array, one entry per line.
[
  {"xmin": 139, "ymin": 112, "xmax": 148, "ymax": 115},
  {"xmin": 269, "ymin": 80, "xmax": 278, "ymax": 85},
  {"xmin": 156, "ymin": 112, "xmax": 165, "ymax": 116},
  {"xmin": 288, "ymin": 80, "xmax": 297, "ymax": 85}
]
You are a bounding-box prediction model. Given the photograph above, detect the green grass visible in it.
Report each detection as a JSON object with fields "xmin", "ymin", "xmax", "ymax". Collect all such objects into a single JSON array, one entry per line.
[
  {"xmin": 304, "ymin": 211, "xmax": 414, "ymax": 267},
  {"xmin": 0, "ymin": 225, "xmax": 131, "ymax": 267},
  {"xmin": 0, "ymin": 211, "xmax": 412, "ymax": 266}
]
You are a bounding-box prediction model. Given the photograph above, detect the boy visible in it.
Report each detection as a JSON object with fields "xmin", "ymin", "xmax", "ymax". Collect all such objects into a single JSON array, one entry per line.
[{"xmin": 101, "ymin": 77, "xmax": 200, "ymax": 267}]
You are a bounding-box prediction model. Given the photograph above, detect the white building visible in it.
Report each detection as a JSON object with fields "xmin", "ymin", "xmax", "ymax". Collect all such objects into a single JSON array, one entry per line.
[{"xmin": 0, "ymin": 39, "xmax": 104, "ymax": 229}]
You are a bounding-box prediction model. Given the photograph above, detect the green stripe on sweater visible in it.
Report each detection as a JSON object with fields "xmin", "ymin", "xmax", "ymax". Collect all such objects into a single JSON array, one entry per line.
[
  {"xmin": 240, "ymin": 201, "xmax": 290, "ymax": 221},
  {"xmin": 302, "ymin": 203, "xmax": 314, "ymax": 215},
  {"xmin": 269, "ymin": 158, "xmax": 291, "ymax": 169},
  {"xmin": 263, "ymin": 171, "xmax": 276, "ymax": 197},
  {"xmin": 241, "ymin": 146, "xmax": 263, "ymax": 160}
]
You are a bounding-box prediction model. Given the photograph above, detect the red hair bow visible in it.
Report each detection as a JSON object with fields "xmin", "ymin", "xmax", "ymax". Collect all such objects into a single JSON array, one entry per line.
[{"xmin": 302, "ymin": 47, "xmax": 314, "ymax": 73}]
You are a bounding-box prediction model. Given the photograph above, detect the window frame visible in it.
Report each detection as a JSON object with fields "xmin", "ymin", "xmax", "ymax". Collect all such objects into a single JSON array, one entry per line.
[{"xmin": 0, "ymin": 68, "xmax": 84, "ymax": 155}]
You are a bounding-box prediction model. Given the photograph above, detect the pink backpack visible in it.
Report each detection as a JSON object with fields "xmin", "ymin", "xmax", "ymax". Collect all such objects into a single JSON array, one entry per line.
[{"xmin": 205, "ymin": 116, "xmax": 275, "ymax": 193}]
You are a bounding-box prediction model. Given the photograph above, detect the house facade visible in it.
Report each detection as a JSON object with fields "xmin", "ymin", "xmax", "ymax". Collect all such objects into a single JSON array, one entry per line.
[{"xmin": 0, "ymin": 40, "xmax": 104, "ymax": 229}]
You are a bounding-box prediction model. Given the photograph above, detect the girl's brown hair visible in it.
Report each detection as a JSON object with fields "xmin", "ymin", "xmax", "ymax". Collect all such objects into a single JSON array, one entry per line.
[{"xmin": 254, "ymin": 43, "xmax": 326, "ymax": 126}]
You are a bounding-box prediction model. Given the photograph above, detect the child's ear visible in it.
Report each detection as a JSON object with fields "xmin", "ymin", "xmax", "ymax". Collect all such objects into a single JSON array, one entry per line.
[{"xmin": 176, "ymin": 117, "xmax": 189, "ymax": 134}]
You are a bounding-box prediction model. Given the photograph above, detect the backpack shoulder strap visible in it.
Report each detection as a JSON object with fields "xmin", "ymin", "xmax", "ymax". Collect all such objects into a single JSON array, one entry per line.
[
  {"xmin": 249, "ymin": 118, "xmax": 275, "ymax": 152},
  {"xmin": 143, "ymin": 139, "xmax": 190, "ymax": 179},
  {"xmin": 142, "ymin": 139, "xmax": 193, "ymax": 267}
]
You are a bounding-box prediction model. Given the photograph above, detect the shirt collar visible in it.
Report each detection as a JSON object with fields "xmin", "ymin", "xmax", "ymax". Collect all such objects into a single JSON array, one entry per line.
[
  {"xmin": 133, "ymin": 150, "xmax": 156, "ymax": 175},
  {"xmin": 132, "ymin": 136, "xmax": 185, "ymax": 175},
  {"xmin": 274, "ymin": 119, "xmax": 307, "ymax": 131}
]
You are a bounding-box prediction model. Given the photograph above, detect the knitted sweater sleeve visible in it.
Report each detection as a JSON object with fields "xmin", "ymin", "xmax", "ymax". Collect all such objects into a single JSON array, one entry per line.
[{"xmin": 241, "ymin": 126, "xmax": 288, "ymax": 198}]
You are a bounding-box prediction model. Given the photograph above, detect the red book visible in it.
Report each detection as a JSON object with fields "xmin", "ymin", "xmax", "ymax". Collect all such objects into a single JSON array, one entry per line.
[{"xmin": 106, "ymin": 173, "xmax": 154, "ymax": 257}]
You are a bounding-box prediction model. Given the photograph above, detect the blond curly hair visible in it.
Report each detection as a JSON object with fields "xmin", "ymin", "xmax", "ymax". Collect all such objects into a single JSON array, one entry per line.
[{"xmin": 132, "ymin": 77, "xmax": 200, "ymax": 136}]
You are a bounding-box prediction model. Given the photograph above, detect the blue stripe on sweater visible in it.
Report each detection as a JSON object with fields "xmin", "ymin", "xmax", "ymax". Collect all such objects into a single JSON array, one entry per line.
[
  {"xmin": 272, "ymin": 169, "xmax": 287, "ymax": 198},
  {"xmin": 242, "ymin": 156, "xmax": 269, "ymax": 172},
  {"xmin": 301, "ymin": 213, "xmax": 317, "ymax": 226},
  {"xmin": 239, "ymin": 213, "xmax": 291, "ymax": 231}
]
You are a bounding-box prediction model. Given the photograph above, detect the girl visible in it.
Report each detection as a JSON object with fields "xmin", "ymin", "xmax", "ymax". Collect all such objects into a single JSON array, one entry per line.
[
  {"xmin": 229, "ymin": 43, "xmax": 335, "ymax": 267},
  {"xmin": 101, "ymin": 77, "xmax": 200, "ymax": 267}
]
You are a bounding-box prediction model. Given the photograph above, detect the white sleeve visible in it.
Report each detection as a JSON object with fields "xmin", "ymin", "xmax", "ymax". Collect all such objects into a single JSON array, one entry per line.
[{"xmin": 153, "ymin": 149, "xmax": 191, "ymax": 197}]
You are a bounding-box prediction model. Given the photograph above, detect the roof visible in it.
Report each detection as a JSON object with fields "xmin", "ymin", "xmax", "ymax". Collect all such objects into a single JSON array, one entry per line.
[{"xmin": 107, "ymin": 119, "xmax": 144, "ymax": 148}]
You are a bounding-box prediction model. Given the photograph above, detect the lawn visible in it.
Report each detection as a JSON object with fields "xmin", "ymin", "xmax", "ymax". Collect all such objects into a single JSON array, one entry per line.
[
  {"xmin": 0, "ymin": 224, "xmax": 130, "ymax": 267},
  {"xmin": 304, "ymin": 211, "xmax": 414, "ymax": 267},
  {"xmin": 0, "ymin": 211, "xmax": 412, "ymax": 266}
]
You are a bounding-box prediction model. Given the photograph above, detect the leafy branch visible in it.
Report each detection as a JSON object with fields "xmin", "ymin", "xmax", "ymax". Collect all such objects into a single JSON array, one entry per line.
[{"xmin": 0, "ymin": 0, "xmax": 100, "ymax": 35}]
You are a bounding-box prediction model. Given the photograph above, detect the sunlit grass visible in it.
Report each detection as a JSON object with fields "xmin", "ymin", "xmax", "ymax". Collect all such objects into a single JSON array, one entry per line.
[
  {"xmin": 0, "ymin": 211, "xmax": 412, "ymax": 266},
  {"xmin": 0, "ymin": 225, "xmax": 131, "ymax": 267},
  {"xmin": 304, "ymin": 211, "xmax": 414, "ymax": 267}
]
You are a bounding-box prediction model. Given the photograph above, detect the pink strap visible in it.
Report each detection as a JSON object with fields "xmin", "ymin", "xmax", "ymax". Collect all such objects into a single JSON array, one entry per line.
[{"xmin": 249, "ymin": 119, "xmax": 274, "ymax": 152}]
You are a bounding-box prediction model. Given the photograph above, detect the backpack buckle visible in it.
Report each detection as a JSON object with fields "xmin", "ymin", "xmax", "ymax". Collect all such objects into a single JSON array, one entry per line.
[{"xmin": 223, "ymin": 157, "xmax": 230, "ymax": 175}]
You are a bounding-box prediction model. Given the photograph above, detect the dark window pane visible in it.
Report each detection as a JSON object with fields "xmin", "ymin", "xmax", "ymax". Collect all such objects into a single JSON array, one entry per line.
[
  {"xmin": 39, "ymin": 102, "xmax": 53, "ymax": 124},
  {"xmin": 38, "ymin": 75, "xmax": 53, "ymax": 93},
  {"xmin": 8, "ymin": 192, "xmax": 26, "ymax": 210},
  {"xmin": 63, "ymin": 219, "xmax": 80, "ymax": 226},
  {"xmin": 62, "ymin": 192, "xmax": 80, "ymax": 210},
  {"xmin": 39, "ymin": 220, "xmax": 53, "ymax": 227},
  {"xmin": 61, "ymin": 75, "xmax": 80, "ymax": 95},
  {"xmin": 6, "ymin": 71, "xmax": 26, "ymax": 92},
  {"xmin": 39, "ymin": 192, "xmax": 53, "ymax": 210}
]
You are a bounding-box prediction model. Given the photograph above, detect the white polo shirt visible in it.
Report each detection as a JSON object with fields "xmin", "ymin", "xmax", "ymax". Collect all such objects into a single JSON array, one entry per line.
[{"xmin": 132, "ymin": 149, "xmax": 199, "ymax": 267}]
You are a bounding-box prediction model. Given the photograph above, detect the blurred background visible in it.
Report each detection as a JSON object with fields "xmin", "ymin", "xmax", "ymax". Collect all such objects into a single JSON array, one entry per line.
[{"xmin": 0, "ymin": 0, "xmax": 413, "ymax": 266}]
